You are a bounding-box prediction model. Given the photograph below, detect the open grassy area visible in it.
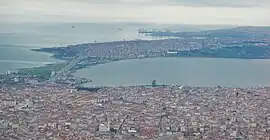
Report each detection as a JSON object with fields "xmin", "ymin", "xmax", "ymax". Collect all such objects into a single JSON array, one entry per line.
[{"xmin": 18, "ymin": 63, "xmax": 65, "ymax": 80}]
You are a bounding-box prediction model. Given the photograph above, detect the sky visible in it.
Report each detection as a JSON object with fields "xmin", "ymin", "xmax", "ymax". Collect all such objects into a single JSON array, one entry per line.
[{"xmin": 0, "ymin": 0, "xmax": 270, "ymax": 25}]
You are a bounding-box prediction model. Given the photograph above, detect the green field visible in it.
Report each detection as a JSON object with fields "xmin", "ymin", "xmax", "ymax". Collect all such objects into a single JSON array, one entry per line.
[{"xmin": 18, "ymin": 63, "xmax": 65, "ymax": 80}]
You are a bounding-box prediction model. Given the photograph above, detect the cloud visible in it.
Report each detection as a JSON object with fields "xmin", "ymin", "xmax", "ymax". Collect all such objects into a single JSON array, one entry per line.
[
  {"xmin": 0, "ymin": 0, "xmax": 269, "ymax": 25},
  {"xmin": 2, "ymin": 0, "xmax": 269, "ymax": 7},
  {"xmin": 169, "ymin": 0, "xmax": 270, "ymax": 7},
  {"xmin": 60, "ymin": 0, "xmax": 270, "ymax": 7}
]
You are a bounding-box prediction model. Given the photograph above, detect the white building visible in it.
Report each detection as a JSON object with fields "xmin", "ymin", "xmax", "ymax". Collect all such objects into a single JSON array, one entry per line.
[
  {"xmin": 166, "ymin": 51, "xmax": 178, "ymax": 54},
  {"xmin": 2, "ymin": 99, "xmax": 17, "ymax": 107},
  {"xmin": 14, "ymin": 77, "xmax": 19, "ymax": 82},
  {"xmin": 6, "ymin": 70, "xmax": 11, "ymax": 75},
  {"xmin": 0, "ymin": 120, "xmax": 8, "ymax": 128},
  {"xmin": 51, "ymin": 71, "xmax": 56, "ymax": 77},
  {"xmin": 99, "ymin": 121, "xmax": 110, "ymax": 132}
]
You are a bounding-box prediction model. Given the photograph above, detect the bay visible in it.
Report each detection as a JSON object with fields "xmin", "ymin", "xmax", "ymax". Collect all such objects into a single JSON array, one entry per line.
[
  {"xmin": 0, "ymin": 45, "xmax": 63, "ymax": 73},
  {"xmin": 75, "ymin": 57, "xmax": 270, "ymax": 88}
]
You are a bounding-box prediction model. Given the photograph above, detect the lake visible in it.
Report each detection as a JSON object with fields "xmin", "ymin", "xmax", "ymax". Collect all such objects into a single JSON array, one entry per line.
[{"xmin": 75, "ymin": 57, "xmax": 270, "ymax": 88}]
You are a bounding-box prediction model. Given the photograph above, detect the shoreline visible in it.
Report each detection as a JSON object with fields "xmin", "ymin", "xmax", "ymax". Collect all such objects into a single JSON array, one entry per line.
[
  {"xmin": 33, "ymin": 45, "xmax": 270, "ymax": 66},
  {"xmin": 1, "ymin": 48, "xmax": 270, "ymax": 88},
  {"xmin": 76, "ymin": 84, "xmax": 269, "ymax": 89},
  {"xmin": 2, "ymin": 35, "xmax": 270, "ymax": 87},
  {"xmin": 28, "ymin": 40, "xmax": 270, "ymax": 87},
  {"xmin": 74, "ymin": 84, "xmax": 270, "ymax": 90},
  {"xmin": 39, "ymin": 50, "xmax": 270, "ymax": 75}
]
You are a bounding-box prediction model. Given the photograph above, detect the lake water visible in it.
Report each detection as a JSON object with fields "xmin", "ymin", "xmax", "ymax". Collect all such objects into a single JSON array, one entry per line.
[
  {"xmin": 75, "ymin": 57, "xmax": 270, "ymax": 88},
  {"xmin": 0, "ymin": 22, "xmax": 227, "ymax": 74}
]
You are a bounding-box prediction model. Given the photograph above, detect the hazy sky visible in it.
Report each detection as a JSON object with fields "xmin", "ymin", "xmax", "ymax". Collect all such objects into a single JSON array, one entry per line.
[{"xmin": 1, "ymin": 0, "xmax": 269, "ymax": 25}]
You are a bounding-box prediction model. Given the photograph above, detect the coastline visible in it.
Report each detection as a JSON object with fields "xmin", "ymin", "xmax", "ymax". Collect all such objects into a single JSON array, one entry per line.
[
  {"xmin": 1, "ymin": 45, "xmax": 270, "ymax": 87},
  {"xmin": 27, "ymin": 40, "xmax": 270, "ymax": 86},
  {"xmin": 1, "ymin": 32, "xmax": 268, "ymax": 87},
  {"xmin": 75, "ymin": 84, "xmax": 269, "ymax": 90},
  {"xmin": 32, "ymin": 45, "xmax": 270, "ymax": 72}
]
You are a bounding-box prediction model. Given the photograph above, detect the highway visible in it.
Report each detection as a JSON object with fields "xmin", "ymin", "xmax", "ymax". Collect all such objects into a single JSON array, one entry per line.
[{"xmin": 48, "ymin": 51, "xmax": 86, "ymax": 83}]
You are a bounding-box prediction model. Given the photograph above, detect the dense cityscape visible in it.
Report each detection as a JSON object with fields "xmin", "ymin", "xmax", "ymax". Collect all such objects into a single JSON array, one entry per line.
[
  {"xmin": 0, "ymin": 85, "xmax": 269, "ymax": 139},
  {"xmin": 1, "ymin": 26, "xmax": 270, "ymax": 139}
]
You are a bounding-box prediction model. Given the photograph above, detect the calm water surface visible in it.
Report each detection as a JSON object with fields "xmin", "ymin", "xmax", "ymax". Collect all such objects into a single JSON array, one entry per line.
[
  {"xmin": 0, "ymin": 45, "xmax": 63, "ymax": 73},
  {"xmin": 0, "ymin": 23, "xmax": 151, "ymax": 73},
  {"xmin": 0, "ymin": 23, "xmax": 226, "ymax": 74},
  {"xmin": 1, "ymin": 22, "xmax": 267, "ymax": 87},
  {"xmin": 75, "ymin": 57, "xmax": 270, "ymax": 87}
]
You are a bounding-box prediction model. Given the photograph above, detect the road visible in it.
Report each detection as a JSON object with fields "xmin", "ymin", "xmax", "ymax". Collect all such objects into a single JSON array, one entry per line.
[{"xmin": 48, "ymin": 52, "xmax": 85, "ymax": 83}]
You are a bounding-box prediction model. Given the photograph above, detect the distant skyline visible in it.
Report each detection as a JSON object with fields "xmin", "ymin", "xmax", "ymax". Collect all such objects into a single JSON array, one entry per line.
[{"xmin": 1, "ymin": 0, "xmax": 270, "ymax": 25}]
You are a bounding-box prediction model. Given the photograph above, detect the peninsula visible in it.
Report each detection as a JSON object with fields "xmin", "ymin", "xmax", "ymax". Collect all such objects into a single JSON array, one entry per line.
[{"xmin": 1, "ymin": 26, "xmax": 270, "ymax": 86}]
